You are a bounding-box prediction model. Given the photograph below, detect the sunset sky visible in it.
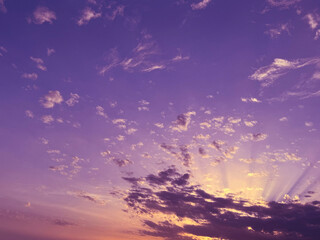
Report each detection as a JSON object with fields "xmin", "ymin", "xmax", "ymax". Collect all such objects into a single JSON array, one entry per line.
[{"xmin": 1, "ymin": 0, "xmax": 320, "ymax": 239}]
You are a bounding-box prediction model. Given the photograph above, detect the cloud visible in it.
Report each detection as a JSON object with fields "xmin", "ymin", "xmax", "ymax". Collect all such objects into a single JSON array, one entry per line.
[
  {"xmin": 315, "ymin": 29, "xmax": 320, "ymax": 40},
  {"xmin": 30, "ymin": 56, "xmax": 47, "ymax": 71},
  {"xmin": 305, "ymin": 13, "xmax": 320, "ymax": 30},
  {"xmin": 47, "ymin": 48, "xmax": 55, "ymax": 56},
  {"xmin": 250, "ymin": 57, "xmax": 320, "ymax": 87},
  {"xmin": 260, "ymin": 151, "xmax": 302, "ymax": 162},
  {"xmin": 65, "ymin": 93, "xmax": 80, "ymax": 107},
  {"xmin": 241, "ymin": 133, "xmax": 268, "ymax": 142},
  {"xmin": 279, "ymin": 117, "xmax": 288, "ymax": 122},
  {"xmin": 52, "ymin": 219, "xmax": 75, "ymax": 226},
  {"xmin": 113, "ymin": 158, "xmax": 132, "ymax": 167},
  {"xmin": 40, "ymin": 90, "xmax": 63, "ymax": 108},
  {"xmin": 41, "ymin": 115, "xmax": 54, "ymax": 124},
  {"xmin": 98, "ymin": 48, "xmax": 120, "ymax": 75},
  {"xmin": 172, "ymin": 54, "xmax": 190, "ymax": 62},
  {"xmin": 265, "ymin": 23, "xmax": 290, "ymax": 39},
  {"xmin": 142, "ymin": 65, "xmax": 165, "ymax": 72},
  {"xmin": 21, "ymin": 73, "xmax": 38, "ymax": 80},
  {"xmin": 171, "ymin": 112, "xmax": 196, "ymax": 132},
  {"xmin": 40, "ymin": 137, "xmax": 49, "ymax": 144},
  {"xmin": 68, "ymin": 191, "xmax": 107, "ymax": 205},
  {"xmin": 244, "ymin": 120, "xmax": 257, "ymax": 127},
  {"xmin": 0, "ymin": 0, "xmax": 7, "ymax": 13},
  {"xmin": 77, "ymin": 7, "xmax": 101, "ymax": 26},
  {"xmin": 191, "ymin": 0, "xmax": 211, "ymax": 10},
  {"xmin": 30, "ymin": 6, "xmax": 56, "ymax": 24},
  {"xmin": 138, "ymin": 99, "xmax": 150, "ymax": 111},
  {"xmin": 106, "ymin": 5, "xmax": 124, "ymax": 21},
  {"xmin": 96, "ymin": 105, "xmax": 108, "ymax": 118},
  {"xmin": 305, "ymin": 121, "xmax": 313, "ymax": 127},
  {"xmin": 123, "ymin": 167, "xmax": 320, "ymax": 240},
  {"xmin": 25, "ymin": 110, "xmax": 34, "ymax": 118},
  {"xmin": 241, "ymin": 97, "xmax": 261, "ymax": 103},
  {"xmin": 160, "ymin": 143, "xmax": 193, "ymax": 167},
  {"xmin": 99, "ymin": 33, "xmax": 176, "ymax": 75},
  {"xmin": 266, "ymin": 0, "xmax": 301, "ymax": 8},
  {"xmin": 0, "ymin": 46, "xmax": 7, "ymax": 57}
]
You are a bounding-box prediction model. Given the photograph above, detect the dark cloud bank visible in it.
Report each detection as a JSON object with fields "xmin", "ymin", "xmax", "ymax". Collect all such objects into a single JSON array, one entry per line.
[{"xmin": 122, "ymin": 167, "xmax": 320, "ymax": 240}]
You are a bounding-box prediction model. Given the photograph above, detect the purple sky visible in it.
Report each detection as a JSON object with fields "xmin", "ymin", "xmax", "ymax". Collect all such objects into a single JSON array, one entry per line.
[{"xmin": 1, "ymin": 0, "xmax": 320, "ymax": 239}]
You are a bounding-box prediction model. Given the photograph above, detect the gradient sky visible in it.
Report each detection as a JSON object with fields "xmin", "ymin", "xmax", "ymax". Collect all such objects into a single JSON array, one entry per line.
[{"xmin": 1, "ymin": 0, "xmax": 320, "ymax": 239}]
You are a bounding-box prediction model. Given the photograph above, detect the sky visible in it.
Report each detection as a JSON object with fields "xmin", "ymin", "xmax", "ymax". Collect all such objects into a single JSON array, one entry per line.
[{"xmin": 0, "ymin": 0, "xmax": 320, "ymax": 239}]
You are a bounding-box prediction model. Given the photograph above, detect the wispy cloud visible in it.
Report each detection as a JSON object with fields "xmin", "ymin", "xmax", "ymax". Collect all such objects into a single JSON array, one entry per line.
[
  {"xmin": 265, "ymin": 23, "xmax": 290, "ymax": 39},
  {"xmin": 106, "ymin": 5, "xmax": 124, "ymax": 21},
  {"xmin": 29, "ymin": 6, "xmax": 56, "ymax": 24},
  {"xmin": 0, "ymin": 0, "xmax": 7, "ymax": 13},
  {"xmin": 142, "ymin": 64, "xmax": 165, "ymax": 72},
  {"xmin": 191, "ymin": 0, "xmax": 211, "ymax": 10},
  {"xmin": 70, "ymin": 191, "xmax": 107, "ymax": 205},
  {"xmin": 99, "ymin": 33, "xmax": 187, "ymax": 75},
  {"xmin": 77, "ymin": 7, "xmax": 101, "ymax": 26},
  {"xmin": 250, "ymin": 57, "xmax": 320, "ymax": 87},
  {"xmin": 266, "ymin": 0, "xmax": 301, "ymax": 8}
]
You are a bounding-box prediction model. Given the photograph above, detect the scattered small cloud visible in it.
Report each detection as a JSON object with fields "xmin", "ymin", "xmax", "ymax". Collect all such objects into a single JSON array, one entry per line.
[
  {"xmin": 304, "ymin": 13, "xmax": 320, "ymax": 30},
  {"xmin": 138, "ymin": 99, "xmax": 150, "ymax": 111},
  {"xmin": 244, "ymin": 120, "xmax": 257, "ymax": 127},
  {"xmin": 113, "ymin": 158, "xmax": 132, "ymax": 167},
  {"xmin": 241, "ymin": 97, "xmax": 261, "ymax": 103},
  {"xmin": 96, "ymin": 105, "xmax": 108, "ymax": 118},
  {"xmin": 25, "ymin": 110, "xmax": 34, "ymax": 118},
  {"xmin": 66, "ymin": 93, "xmax": 80, "ymax": 107},
  {"xmin": 77, "ymin": 7, "xmax": 101, "ymax": 26},
  {"xmin": 241, "ymin": 133, "xmax": 268, "ymax": 142},
  {"xmin": 41, "ymin": 115, "xmax": 54, "ymax": 124},
  {"xmin": 21, "ymin": 73, "xmax": 38, "ymax": 80},
  {"xmin": 29, "ymin": 6, "xmax": 56, "ymax": 24},
  {"xmin": 40, "ymin": 137, "xmax": 49, "ymax": 145},
  {"xmin": 30, "ymin": 56, "xmax": 47, "ymax": 71},
  {"xmin": 47, "ymin": 48, "xmax": 55, "ymax": 56},
  {"xmin": 171, "ymin": 112, "xmax": 196, "ymax": 132},
  {"xmin": 40, "ymin": 90, "xmax": 63, "ymax": 108},
  {"xmin": 305, "ymin": 121, "xmax": 313, "ymax": 127}
]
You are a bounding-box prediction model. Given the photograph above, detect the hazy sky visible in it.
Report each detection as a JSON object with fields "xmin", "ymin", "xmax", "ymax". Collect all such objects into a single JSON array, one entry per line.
[{"xmin": 1, "ymin": 0, "xmax": 320, "ymax": 239}]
